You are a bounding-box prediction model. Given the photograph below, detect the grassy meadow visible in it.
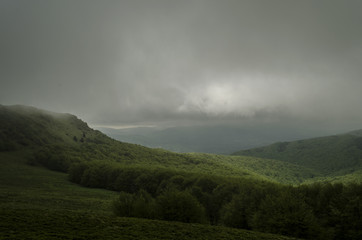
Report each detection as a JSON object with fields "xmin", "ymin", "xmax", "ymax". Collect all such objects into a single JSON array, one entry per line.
[{"xmin": 0, "ymin": 151, "xmax": 299, "ymax": 240}]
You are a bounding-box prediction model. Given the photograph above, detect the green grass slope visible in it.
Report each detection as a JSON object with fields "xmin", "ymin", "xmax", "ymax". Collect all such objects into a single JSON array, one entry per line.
[
  {"xmin": 0, "ymin": 104, "xmax": 316, "ymax": 184},
  {"xmin": 233, "ymin": 132, "xmax": 362, "ymax": 182},
  {"xmin": 0, "ymin": 151, "xmax": 298, "ymax": 240},
  {"xmin": 2, "ymin": 105, "xmax": 362, "ymax": 239},
  {"xmin": 186, "ymin": 153, "xmax": 318, "ymax": 184},
  {"xmin": 0, "ymin": 104, "xmax": 101, "ymax": 149}
]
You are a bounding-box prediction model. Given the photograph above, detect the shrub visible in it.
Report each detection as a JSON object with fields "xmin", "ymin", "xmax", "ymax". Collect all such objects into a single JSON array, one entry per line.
[
  {"xmin": 252, "ymin": 191, "xmax": 318, "ymax": 239},
  {"xmin": 112, "ymin": 191, "xmax": 135, "ymax": 217},
  {"xmin": 112, "ymin": 190, "xmax": 157, "ymax": 219},
  {"xmin": 156, "ymin": 190, "xmax": 206, "ymax": 223}
]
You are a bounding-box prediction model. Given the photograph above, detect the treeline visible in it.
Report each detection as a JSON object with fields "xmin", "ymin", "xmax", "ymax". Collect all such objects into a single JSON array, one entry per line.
[
  {"xmin": 27, "ymin": 143, "xmax": 257, "ymax": 180},
  {"xmin": 27, "ymin": 142, "xmax": 319, "ymax": 186},
  {"xmin": 66, "ymin": 160, "xmax": 361, "ymax": 239},
  {"xmin": 234, "ymin": 134, "xmax": 362, "ymax": 175},
  {"xmin": 27, "ymin": 145, "xmax": 361, "ymax": 239}
]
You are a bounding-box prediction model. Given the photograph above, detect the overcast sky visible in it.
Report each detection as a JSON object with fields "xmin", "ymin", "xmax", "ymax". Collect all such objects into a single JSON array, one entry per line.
[{"xmin": 1, "ymin": 0, "xmax": 362, "ymax": 133}]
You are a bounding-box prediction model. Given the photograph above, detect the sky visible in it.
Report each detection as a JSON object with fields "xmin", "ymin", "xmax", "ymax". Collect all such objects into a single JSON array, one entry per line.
[{"xmin": 1, "ymin": 0, "xmax": 362, "ymax": 134}]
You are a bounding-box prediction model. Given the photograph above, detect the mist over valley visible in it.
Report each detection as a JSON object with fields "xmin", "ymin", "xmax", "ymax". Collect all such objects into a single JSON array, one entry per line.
[{"xmin": 1, "ymin": 0, "xmax": 362, "ymax": 239}]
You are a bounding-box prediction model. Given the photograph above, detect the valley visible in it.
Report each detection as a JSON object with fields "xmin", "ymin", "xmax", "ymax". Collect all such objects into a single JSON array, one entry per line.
[
  {"xmin": 1, "ymin": 105, "xmax": 361, "ymax": 239},
  {"xmin": 97, "ymin": 125, "xmax": 323, "ymax": 154},
  {"xmin": 1, "ymin": 151, "xmax": 297, "ymax": 240}
]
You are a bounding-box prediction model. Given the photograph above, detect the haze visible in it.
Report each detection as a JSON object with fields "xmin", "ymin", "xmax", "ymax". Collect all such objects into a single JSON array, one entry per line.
[{"xmin": 1, "ymin": 0, "xmax": 362, "ymax": 135}]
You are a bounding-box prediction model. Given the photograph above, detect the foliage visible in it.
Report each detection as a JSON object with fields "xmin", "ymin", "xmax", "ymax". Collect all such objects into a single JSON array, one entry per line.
[
  {"xmin": 0, "ymin": 104, "xmax": 323, "ymax": 184},
  {"xmin": 1, "ymin": 209, "xmax": 302, "ymax": 240},
  {"xmin": 112, "ymin": 190, "xmax": 157, "ymax": 219},
  {"xmin": 100, "ymin": 156, "xmax": 362, "ymax": 239},
  {"xmin": 2, "ymin": 105, "xmax": 362, "ymax": 239},
  {"xmin": 220, "ymin": 190, "xmax": 259, "ymax": 229},
  {"xmin": 233, "ymin": 133, "xmax": 362, "ymax": 181},
  {"xmin": 0, "ymin": 151, "xmax": 300, "ymax": 240},
  {"xmin": 112, "ymin": 191, "xmax": 137, "ymax": 217},
  {"xmin": 156, "ymin": 189, "xmax": 206, "ymax": 223},
  {"xmin": 252, "ymin": 191, "xmax": 318, "ymax": 239}
]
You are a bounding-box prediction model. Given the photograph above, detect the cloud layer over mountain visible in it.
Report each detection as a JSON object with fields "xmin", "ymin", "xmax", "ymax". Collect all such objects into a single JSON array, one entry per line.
[{"xmin": 1, "ymin": 0, "xmax": 362, "ymax": 133}]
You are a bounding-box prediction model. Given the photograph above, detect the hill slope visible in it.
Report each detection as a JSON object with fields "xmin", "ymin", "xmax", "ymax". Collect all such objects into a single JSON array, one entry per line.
[
  {"xmin": 233, "ymin": 131, "xmax": 362, "ymax": 181},
  {"xmin": 1, "ymin": 105, "xmax": 361, "ymax": 239},
  {"xmin": 0, "ymin": 104, "xmax": 316, "ymax": 184},
  {"xmin": 0, "ymin": 151, "xmax": 299, "ymax": 240},
  {"xmin": 0, "ymin": 104, "xmax": 105, "ymax": 150}
]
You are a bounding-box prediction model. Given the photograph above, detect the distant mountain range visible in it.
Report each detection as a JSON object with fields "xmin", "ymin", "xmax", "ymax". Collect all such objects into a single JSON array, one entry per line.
[
  {"xmin": 96, "ymin": 125, "xmax": 323, "ymax": 154},
  {"xmin": 2, "ymin": 104, "xmax": 361, "ymax": 184},
  {"xmin": 0, "ymin": 104, "xmax": 316, "ymax": 184}
]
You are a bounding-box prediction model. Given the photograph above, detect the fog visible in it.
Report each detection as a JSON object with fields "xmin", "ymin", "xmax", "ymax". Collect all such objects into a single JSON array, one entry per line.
[{"xmin": 1, "ymin": 0, "xmax": 362, "ymax": 135}]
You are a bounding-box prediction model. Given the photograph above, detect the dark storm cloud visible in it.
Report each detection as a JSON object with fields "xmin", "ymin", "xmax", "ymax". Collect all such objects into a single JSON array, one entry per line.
[{"xmin": 1, "ymin": 0, "xmax": 362, "ymax": 132}]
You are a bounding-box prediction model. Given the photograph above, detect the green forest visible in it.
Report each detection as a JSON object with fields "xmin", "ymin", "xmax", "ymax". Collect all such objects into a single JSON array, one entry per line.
[
  {"xmin": 233, "ymin": 131, "xmax": 362, "ymax": 183},
  {"xmin": 1, "ymin": 105, "xmax": 362, "ymax": 239}
]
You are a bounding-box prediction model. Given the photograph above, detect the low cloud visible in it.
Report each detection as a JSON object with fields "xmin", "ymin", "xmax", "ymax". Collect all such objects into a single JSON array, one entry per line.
[{"xmin": 1, "ymin": 0, "xmax": 362, "ymax": 133}]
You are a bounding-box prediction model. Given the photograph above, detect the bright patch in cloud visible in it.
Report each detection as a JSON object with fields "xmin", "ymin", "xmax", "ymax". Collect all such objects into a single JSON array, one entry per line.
[{"xmin": 179, "ymin": 77, "xmax": 268, "ymax": 116}]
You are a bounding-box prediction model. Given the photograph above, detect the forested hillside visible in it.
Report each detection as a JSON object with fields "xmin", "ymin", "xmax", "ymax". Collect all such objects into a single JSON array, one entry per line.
[
  {"xmin": 233, "ymin": 132, "xmax": 362, "ymax": 182},
  {"xmin": 1, "ymin": 151, "xmax": 299, "ymax": 240},
  {"xmin": 0, "ymin": 104, "xmax": 106, "ymax": 150},
  {"xmin": 1, "ymin": 105, "xmax": 362, "ymax": 239},
  {"xmin": 0, "ymin": 104, "xmax": 315, "ymax": 184}
]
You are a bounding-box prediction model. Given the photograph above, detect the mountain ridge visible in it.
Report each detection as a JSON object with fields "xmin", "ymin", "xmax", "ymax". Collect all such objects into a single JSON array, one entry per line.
[
  {"xmin": 233, "ymin": 130, "xmax": 362, "ymax": 181},
  {"xmin": 2, "ymin": 104, "xmax": 361, "ymax": 184},
  {"xmin": 1, "ymin": 104, "xmax": 362, "ymax": 239},
  {"xmin": 1, "ymin": 104, "xmax": 308, "ymax": 183},
  {"xmin": 96, "ymin": 124, "xmax": 321, "ymax": 154}
]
